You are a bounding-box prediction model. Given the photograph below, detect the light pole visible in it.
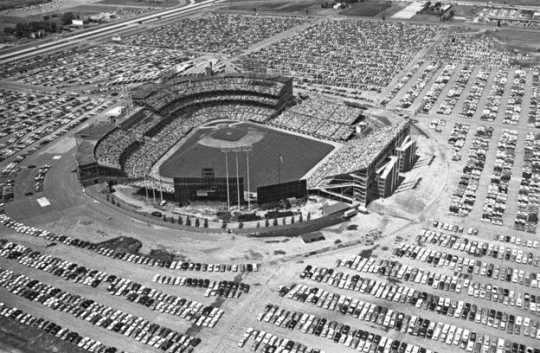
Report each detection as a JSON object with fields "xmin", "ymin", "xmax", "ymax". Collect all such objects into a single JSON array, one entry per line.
[
  {"xmin": 245, "ymin": 149, "xmax": 251, "ymax": 211},
  {"xmin": 235, "ymin": 150, "xmax": 240, "ymax": 209},
  {"xmin": 224, "ymin": 150, "xmax": 230, "ymax": 211}
]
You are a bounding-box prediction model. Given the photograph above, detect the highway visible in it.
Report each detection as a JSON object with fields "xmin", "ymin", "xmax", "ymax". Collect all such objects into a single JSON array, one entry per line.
[{"xmin": 0, "ymin": 0, "xmax": 224, "ymax": 65}]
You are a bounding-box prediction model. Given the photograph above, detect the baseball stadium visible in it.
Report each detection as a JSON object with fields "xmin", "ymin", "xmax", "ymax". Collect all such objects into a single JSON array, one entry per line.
[{"xmin": 76, "ymin": 71, "xmax": 416, "ymax": 211}]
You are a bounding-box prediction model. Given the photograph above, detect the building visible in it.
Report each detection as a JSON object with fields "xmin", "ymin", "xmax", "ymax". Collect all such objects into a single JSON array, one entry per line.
[
  {"xmin": 396, "ymin": 135, "xmax": 417, "ymax": 172},
  {"xmin": 376, "ymin": 156, "xmax": 400, "ymax": 198}
]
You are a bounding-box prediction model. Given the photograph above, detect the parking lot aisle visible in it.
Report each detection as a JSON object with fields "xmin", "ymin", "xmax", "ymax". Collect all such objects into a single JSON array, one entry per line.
[
  {"xmin": 503, "ymin": 69, "xmax": 535, "ymax": 227},
  {"xmin": 381, "ymin": 31, "xmax": 442, "ymax": 103},
  {"xmin": 0, "ymin": 287, "xmax": 160, "ymax": 353},
  {"xmin": 235, "ymin": 17, "xmax": 320, "ymax": 58},
  {"xmin": 384, "ymin": 60, "xmax": 431, "ymax": 107},
  {"xmin": 406, "ymin": 65, "xmax": 447, "ymax": 114}
]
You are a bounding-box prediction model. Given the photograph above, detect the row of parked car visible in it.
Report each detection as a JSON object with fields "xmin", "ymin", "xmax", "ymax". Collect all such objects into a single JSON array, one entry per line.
[
  {"xmin": 480, "ymin": 69, "xmax": 507, "ymax": 122},
  {"xmin": 437, "ymin": 65, "xmax": 472, "ymax": 115},
  {"xmin": 450, "ymin": 125, "xmax": 494, "ymax": 216},
  {"xmin": 303, "ymin": 260, "xmax": 540, "ymax": 319},
  {"xmin": 0, "ymin": 240, "xmax": 223, "ymax": 328},
  {"xmin": 420, "ymin": 64, "xmax": 455, "ymax": 113},
  {"xmin": 0, "ymin": 214, "xmax": 260, "ymax": 273},
  {"xmin": 238, "ymin": 327, "xmax": 322, "ymax": 353},
  {"xmin": 448, "ymin": 122, "xmax": 470, "ymax": 154},
  {"xmin": 303, "ymin": 261, "xmax": 540, "ymax": 333},
  {"xmin": 393, "ymin": 244, "xmax": 540, "ymax": 289},
  {"xmin": 399, "ymin": 62, "xmax": 439, "ymax": 109},
  {"xmin": 528, "ymin": 70, "xmax": 540, "ymax": 128},
  {"xmin": 258, "ymin": 303, "xmax": 436, "ymax": 353},
  {"xmin": 153, "ymin": 274, "xmax": 250, "ymax": 298},
  {"xmin": 31, "ymin": 164, "xmax": 50, "ymax": 194},
  {"xmin": 502, "ymin": 69, "xmax": 526, "ymax": 125},
  {"xmin": 481, "ymin": 129, "xmax": 518, "ymax": 225},
  {"xmin": 0, "ymin": 267, "xmax": 200, "ymax": 353},
  {"xmin": 416, "ymin": 228, "xmax": 540, "ymax": 267},
  {"xmin": 0, "ymin": 302, "xmax": 122, "ymax": 353},
  {"xmin": 430, "ymin": 220, "xmax": 479, "ymax": 236},
  {"xmin": 514, "ymin": 131, "xmax": 540, "ymax": 234},
  {"xmin": 496, "ymin": 234, "xmax": 539, "ymax": 249},
  {"xmin": 281, "ymin": 282, "xmax": 538, "ymax": 352},
  {"xmin": 460, "ymin": 68, "xmax": 489, "ymax": 119},
  {"xmin": 350, "ymin": 251, "xmax": 540, "ymax": 316}
]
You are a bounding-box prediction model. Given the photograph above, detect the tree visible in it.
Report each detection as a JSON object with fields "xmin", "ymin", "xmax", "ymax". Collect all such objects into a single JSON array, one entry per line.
[{"xmin": 61, "ymin": 12, "xmax": 76, "ymax": 25}]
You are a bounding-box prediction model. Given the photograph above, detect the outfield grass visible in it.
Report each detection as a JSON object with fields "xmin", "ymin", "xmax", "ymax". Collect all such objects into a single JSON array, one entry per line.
[{"xmin": 159, "ymin": 123, "xmax": 333, "ymax": 190}]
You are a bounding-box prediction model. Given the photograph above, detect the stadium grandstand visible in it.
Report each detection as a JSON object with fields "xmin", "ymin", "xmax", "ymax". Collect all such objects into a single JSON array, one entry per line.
[{"xmin": 309, "ymin": 120, "xmax": 417, "ymax": 206}]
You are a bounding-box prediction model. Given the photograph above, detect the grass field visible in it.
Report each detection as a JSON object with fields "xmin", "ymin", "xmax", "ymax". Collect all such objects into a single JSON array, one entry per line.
[
  {"xmin": 159, "ymin": 123, "xmax": 333, "ymax": 190},
  {"xmin": 226, "ymin": 0, "xmax": 318, "ymax": 13},
  {"xmin": 0, "ymin": 0, "xmax": 51, "ymax": 11},
  {"xmin": 0, "ymin": 316, "xmax": 89, "ymax": 353},
  {"xmin": 340, "ymin": 1, "xmax": 391, "ymax": 17},
  {"xmin": 98, "ymin": 0, "xmax": 181, "ymax": 7},
  {"xmin": 465, "ymin": 0, "xmax": 540, "ymax": 5}
]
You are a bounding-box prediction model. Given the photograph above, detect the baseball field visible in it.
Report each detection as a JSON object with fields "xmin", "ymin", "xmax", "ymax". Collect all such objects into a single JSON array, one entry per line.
[{"xmin": 158, "ymin": 122, "xmax": 334, "ymax": 191}]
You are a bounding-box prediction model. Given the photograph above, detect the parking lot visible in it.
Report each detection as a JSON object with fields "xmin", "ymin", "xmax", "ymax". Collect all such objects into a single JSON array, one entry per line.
[{"xmin": 0, "ymin": 3, "xmax": 540, "ymax": 353}]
